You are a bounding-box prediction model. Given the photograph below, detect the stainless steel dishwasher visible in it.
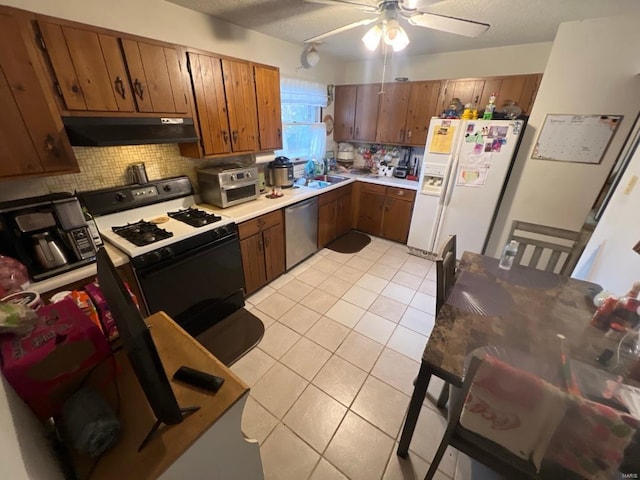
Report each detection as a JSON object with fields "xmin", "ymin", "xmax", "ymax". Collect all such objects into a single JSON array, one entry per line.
[{"xmin": 285, "ymin": 196, "xmax": 318, "ymax": 270}]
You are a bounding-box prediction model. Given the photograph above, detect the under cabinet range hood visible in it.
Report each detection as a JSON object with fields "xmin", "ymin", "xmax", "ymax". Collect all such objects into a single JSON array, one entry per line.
[{"xmin": 62, "ymin": 117, "xmax": 199, "ymax": 147}]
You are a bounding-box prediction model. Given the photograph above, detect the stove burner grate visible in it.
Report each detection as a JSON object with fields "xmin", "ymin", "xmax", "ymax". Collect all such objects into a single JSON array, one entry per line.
[
  {"xmin": 167, "ymin": 207, "xmax": 222, "ymax": 227},
  {"xmin": 112, "ymin": 220, "xmax": 173, "ymax": 246}
]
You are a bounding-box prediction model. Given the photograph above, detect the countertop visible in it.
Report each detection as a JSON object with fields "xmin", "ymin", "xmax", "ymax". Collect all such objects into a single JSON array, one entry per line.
[
  {"xmin": 198, "ymin": 172, "xmax": 419, "ymax": 224},
  {"xmin": 34, "ymin": 174, "xmax": 418, "ymax": 293}
]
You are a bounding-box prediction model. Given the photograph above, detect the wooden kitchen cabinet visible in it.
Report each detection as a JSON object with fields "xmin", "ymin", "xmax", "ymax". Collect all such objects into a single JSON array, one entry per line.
[
  {"xmin": 317, "ymin": 184, "xmax": 353, "ymax": 248},
  {"xmin": 441, "ymin": 79, "xmax": 485, "ymax": 109},
  {"xmin": 477, "ymin": 74, "xmax": 542, "ymax": 115},
  {"xmin": 238, "ymin": 210, "xmax": 285, "ymax": 295},
  {"xmin": 355, "ymin": 183, "xmax": 415, "ymax": 243},
  {"xmin": 182, "ymin": 52, "xmax": 258, "ymax": 157},
  {"xmin": 333, "ymin": 84, "xmax": 379, "ymax": 142},
  {"xmin": 405, "ymin": 81, "xmax": 442, "ymax": 146},
  {"xmin": 120, "ymin": 39, "xmax": 189, "ymax": 114},
  {"xmin": 0, "ymin": 7, "xmax": 77, "ymax": 178},
  {"xmin": 376, "ymin": 82, "xmax": 411, "ymax": 144},
  {"xmin": 253, "ymin": 64, "xmax": 282, "ymax": 151}
]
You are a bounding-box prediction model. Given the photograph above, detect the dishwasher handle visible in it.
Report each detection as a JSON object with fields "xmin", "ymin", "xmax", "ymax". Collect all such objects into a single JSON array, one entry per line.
[{"xmin": 286, "ymin": 197, "xmax": 318, "ymax": 212}]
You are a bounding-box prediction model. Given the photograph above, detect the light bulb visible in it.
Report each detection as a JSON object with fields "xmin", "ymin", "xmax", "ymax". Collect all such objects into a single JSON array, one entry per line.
[
  {"xmin": 362, "ymin": 24, "xmax": 382, "ymax": 51},
  {"xmin": 306, "ymin": 46, "xmax": 320, "ymax": 67},
  {"xmin": 383, "ymin": 19, "xmax": 409, "ymax": 51}
]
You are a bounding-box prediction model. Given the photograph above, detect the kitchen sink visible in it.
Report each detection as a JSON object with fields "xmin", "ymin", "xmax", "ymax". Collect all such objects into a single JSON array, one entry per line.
[{"xmin": 298, "ymin": 174, "xmax": 350, "ymax": 189}]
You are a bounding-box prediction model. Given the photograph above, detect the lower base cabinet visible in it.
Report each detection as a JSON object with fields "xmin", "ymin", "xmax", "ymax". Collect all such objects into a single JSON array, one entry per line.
[
  {"xmin": 318, "ymin": 184, "xmax": 353, "ymax": 248},
  {"xmin": 355, "ymin": 183, "xmax": 415, "ymax": 243},
  {"xmin": 238, "ymin": 210, "xmax": 285, "ymax": 296}
]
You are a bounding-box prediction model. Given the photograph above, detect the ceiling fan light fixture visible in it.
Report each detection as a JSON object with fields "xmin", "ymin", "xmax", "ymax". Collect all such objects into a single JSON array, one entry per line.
[
  {"xmin": 383, "ymin": 19, "xmax": 410, "ymax": 51},
  {"xmin": 362, "ymin": 24, "xmax": 382, "ymax": 51}
]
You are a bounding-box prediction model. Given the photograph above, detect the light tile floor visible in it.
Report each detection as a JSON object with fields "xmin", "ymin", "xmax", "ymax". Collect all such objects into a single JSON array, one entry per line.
[{"xmin": 232, "ymin": 236, "xmax": 503, "ymax": 480}]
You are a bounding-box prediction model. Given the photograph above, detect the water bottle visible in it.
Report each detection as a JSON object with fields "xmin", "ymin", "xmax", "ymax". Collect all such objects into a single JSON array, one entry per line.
[{"xmin": 498, "ymin": 240, "xmax": 519, "ymax": 270}]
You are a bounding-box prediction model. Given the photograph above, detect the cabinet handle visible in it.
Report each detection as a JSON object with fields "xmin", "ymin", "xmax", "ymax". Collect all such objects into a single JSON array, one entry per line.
[
  {"xmin": 395, "ymin": 189, "xmax": 405, "ymax": 196},
  {"xmin": 257, "ymin": 218, "xmax": 266, "ymax": 229},
  {"xmin": 232, "ymin": 130, "xmax": 238, "ymax": 144},
  {"xmin": 355, "ymin": 127, "xmax": 359, "ymax": 137},
  {"xmin": 258, "ymin": 239, "xmax": 263, "ymax": 252},
  {"xmin": 399, "ymin": 129, "xmax": 404, "ymax": 142},
  {"xmin": 71, "ymin": 84, "xmax": 80, "ymax": 94},
  {"xmin": 114, "ymin": 77, "xmax": 126, "ymax": 99},
  {"xmin": 222, "ymin": 131, "xmax": 229, "ymax": 144},
  {"xmin": 44, "ymin": 134, "xmax": 60, "ymax": 157},
  {"xmin": 133, "ymin": 79, "xmax": 144, "ymax": 100},
  {"xmin": 350, "ymin": 126, "xmax": 353, "ymax": 136},
  {"xmin": 277, "ymin": 128, "xmax": 281, "ymax": 139},
  {"xmin": 407, "ymin": 129, "xmax": 412, "ymax": 138},
  {"xmin": 264, "ymin": 235, "xmax": 270, "ymax": 248}
]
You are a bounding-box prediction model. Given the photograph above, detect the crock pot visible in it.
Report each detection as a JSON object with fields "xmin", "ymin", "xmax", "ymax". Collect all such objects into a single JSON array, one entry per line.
[{"xmin": 268, "ymin": 156, "xmax": 294, "ymax": 188}]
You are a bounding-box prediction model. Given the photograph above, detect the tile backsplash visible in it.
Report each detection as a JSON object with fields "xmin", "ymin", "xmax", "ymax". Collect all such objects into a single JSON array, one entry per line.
[{"xmin": 0, "ymin": 144, "xmax": 253, "ymax": 202}]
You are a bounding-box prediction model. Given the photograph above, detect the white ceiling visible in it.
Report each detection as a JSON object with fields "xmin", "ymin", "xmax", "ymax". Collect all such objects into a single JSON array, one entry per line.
[{"xmin": 166, "ymin": 0, "xmax": 640, "ymax": 61}]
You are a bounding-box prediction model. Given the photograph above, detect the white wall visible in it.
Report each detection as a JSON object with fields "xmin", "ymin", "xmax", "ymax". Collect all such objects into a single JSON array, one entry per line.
[
  {"xmin": 340, "ymin": 42, "xmax": 552, "ymax": 84},
  {"xmin": 573, "ymin": 135, "xmax": 640, "ymax": 293},
  {"xmin": 0, "ymin": 0, "xmax": 342, "ymax": 83},
  {"xmin": 0, "ymin": 377, "xmax": 64, "ymax": 479},
  {"xmin": 485, "ymin": 14, "xmax": 640, "ymax": 257}
]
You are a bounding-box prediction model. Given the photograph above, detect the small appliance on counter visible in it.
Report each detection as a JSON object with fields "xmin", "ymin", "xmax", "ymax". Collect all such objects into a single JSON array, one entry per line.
[
  {"xmin": 267, "ymin": 156, "xmax": 294, "ymax": 188},
  {"xmin": 197, "ymin": 164, "xmax": 259, "ymax": 208},
  {"xmin": 0, "ymin": 193, "xmax": 98, "ymax": 281}
]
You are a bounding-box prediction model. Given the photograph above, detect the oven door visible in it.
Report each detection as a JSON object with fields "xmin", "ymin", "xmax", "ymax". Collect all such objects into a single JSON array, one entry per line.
[
  {"xmin": 134, "ymin": 233, "xmax": 245, "ymax": 336},
  {"xmin": 220, "ymin": 181, "xmax": 259, "ymax": 208}
]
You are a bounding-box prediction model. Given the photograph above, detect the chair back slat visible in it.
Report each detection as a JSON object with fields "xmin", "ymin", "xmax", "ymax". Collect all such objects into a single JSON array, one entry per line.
[{"xmin": 509, "ymin": 221, "xmax": 582, "ymax": 275}]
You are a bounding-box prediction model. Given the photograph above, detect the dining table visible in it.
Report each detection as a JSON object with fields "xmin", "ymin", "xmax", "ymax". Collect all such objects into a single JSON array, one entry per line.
[{"xmin": 397, "ymin": 250, "xmax": 636, "ymax": 458}]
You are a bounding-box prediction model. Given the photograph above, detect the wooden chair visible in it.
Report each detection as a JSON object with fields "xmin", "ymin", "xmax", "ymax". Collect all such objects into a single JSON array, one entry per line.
[
  {"xmin": 434, "ymin": 235, "xmax": 457, "ymax": 409},
  {"xmin": 425, "ymin": 355, "xmax": 583, "ymax": 480},
  {"xmin": 507, "ymin": 220, "xmax": 585, "ymax": 275}
]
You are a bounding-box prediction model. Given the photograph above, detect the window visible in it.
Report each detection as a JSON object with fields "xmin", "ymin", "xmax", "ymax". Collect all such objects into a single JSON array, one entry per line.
[{"xmin": 276, "ymin": 78, "xmax": 327, "ymax": 161}]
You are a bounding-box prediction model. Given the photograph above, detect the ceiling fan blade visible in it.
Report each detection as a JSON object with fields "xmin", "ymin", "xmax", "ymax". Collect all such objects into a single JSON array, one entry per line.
[
  {"xmin": 399, "ymin": 0, "xmax": 446, "ymax": 11},
  {"xmin": 304, "ymin": 17, "xmax": 378, "ymax": 43},
  {"xmin": 407, "ymin": 12, "xmax": 490, "ymax": 37},
  {"xmin": 303, "ymin": 0, "xmax": 378, "ymax": 13}
]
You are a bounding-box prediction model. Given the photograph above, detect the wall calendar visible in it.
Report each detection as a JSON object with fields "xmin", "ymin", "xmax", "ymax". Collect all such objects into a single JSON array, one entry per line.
[{"xmin": 532, "ymin": 114, "xmax": 622, "ymax": 164}]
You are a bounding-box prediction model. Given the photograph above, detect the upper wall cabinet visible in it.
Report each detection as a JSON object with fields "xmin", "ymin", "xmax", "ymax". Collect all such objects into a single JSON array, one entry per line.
[
  {"xmin": 35, "ymin": 17, "xmax": 190, "ymax": 116},
  {"xmin": 376, "ymin": 82, "xmax": 411, "ymax": 144},
  {"xmin": 253, "ymin": 64, "xmax": 282, "ymax": 151},
  {"xmin": 183, "ymin": 52, "xmax": 258, "ymax": 157},
  {"xmin": 334, "ymin": 84, "xmax": 379, "ymax": 142},
  {"xmin": 0, "ymin": 7, "xmax": 77, "ymax": 178},
  {"xmin": 120, "ymin": 39, "xmax": 189, "ymax": 114},
  {"xmin": 405, "ymin": 81, "xmax": 443, "ymax": 147},
  {"xmin": 475, "ymin": 74, "xmax": 542, "ymax": 115}
]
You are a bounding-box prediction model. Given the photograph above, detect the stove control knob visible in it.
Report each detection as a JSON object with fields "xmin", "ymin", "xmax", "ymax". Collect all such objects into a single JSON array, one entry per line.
[
  {"xmin": 161, "ymin": 247, "xmax": 173, "ymax": 259},
  {"xmin": 246, "ymin": 171, "xmax": 252, "ymax": 178},
  {"xmin": 147, "ymin": 250, "xmax": 163, "ymax": 263},
  {"xmin": 115, "ymin": 192, "xmax": 126, "ymax": 202},
  {"xmin": 163, "ymin": 184, "xmax": 172, "ymax": 192},
  {"xmin": 230, "ymin": 174, "xmax": 236, "ymax": 181}
]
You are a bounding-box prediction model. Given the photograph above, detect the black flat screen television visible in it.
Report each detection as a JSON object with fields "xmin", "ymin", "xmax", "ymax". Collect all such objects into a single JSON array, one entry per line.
[{"xmin": 96, "ymin": 247, "xmax": 198, "ymax": 450}]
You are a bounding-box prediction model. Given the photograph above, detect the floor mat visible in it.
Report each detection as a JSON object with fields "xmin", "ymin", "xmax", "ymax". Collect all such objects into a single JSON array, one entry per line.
[
  {"xmin": 326, "ymin": 230, "xmax": 371, "ymax": 254},
  {"xmin": 196, "ymin": 307, "xmax": 264, "ymax": 366}
]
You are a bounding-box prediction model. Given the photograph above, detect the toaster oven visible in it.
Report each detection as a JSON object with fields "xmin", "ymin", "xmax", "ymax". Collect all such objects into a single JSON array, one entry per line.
[{"xmin": 197, "ymin": 165, "xmax": 259, "ymax": 208}]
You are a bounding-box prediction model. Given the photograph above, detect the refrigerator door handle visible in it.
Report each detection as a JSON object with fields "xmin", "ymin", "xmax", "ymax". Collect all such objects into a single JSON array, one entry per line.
[
  {"xmin": 443, "ymin": 154, "xmax": 460, "ymax": 207},
  {"xmin": 438, "ymin": 156, "xmax": 455, "ymax": 206}
]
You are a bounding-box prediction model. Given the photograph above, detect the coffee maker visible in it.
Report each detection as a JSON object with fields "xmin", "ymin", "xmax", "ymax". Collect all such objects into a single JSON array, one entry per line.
[{"xmin": 0, "ymin": 193, "xmax": 97, "ymax": 281}]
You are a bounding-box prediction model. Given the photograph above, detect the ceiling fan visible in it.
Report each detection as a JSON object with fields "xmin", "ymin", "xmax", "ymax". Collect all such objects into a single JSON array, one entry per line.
[{"xmin": 303, "ymin": 0, "xmax": 490, "ymax": 52}]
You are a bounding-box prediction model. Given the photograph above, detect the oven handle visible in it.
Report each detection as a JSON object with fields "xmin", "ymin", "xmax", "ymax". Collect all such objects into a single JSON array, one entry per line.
[
  {"xmin": 136, "ymin": 233, "xmax": 238, "ymax": 277},
  {"xmin": 220, "ymin": 180, "xmax": 258, "ymax": 191}
]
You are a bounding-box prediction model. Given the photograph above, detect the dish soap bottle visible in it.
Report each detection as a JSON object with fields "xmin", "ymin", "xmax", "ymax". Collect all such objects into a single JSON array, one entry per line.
[
  {"xmin": 483, "ymin": 93, "xmax": 496, "ymax": 120},
  {"xmin": 498, "ymin": 240, "xmax": 518, "ymax": 270}
]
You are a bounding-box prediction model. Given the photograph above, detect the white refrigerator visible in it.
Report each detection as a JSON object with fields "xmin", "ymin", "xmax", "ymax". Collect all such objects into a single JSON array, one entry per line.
[{"xmin": 407, "ymin": 117, "xmax": 525, "ymax": 257}]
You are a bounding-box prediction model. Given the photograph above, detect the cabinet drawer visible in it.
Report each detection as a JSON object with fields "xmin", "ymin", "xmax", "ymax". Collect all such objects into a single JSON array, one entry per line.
[
  {"xmin": 360, "ymin": 183, "xmax": 386, "ymax": 196},
  {"xmin": 238, "ymin": 209, "xmax": 282, "ymax": 240},
  {"xmin": 385, "ymin": 187, "xmax": 415, "ymax": 202}
]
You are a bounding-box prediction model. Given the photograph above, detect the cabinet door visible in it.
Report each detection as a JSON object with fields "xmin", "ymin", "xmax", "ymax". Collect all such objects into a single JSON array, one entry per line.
[
  {"xmin": 188, "ymin": 53, "xmax": 231, "ymax": 156},
  {"xmin": 222, "ymin": 58, "xmax": 258, "ymax": 153},
  {"xmin": 37, "ymin": 21, "xmax": 134, "ymax": 112},
  {"xmin": 334, "ymin": 85, "xmax": 357, "ymax": 141},
  {"xmin": 318, "ymin": 201, "xmax": 337, "ymax": 248},
  {"xmin": 443, "ymin": 79, "xmax": 484, "ymax": 109},
  {"xmin": 354, "ymin": 84, "xmax": 379, "ymax": 141},
  {"xmin": 263, "ymin": 224, "xmax": 285, "ymax": 282},
  {"xmin": 336, "ymin": 191, "xmax": 352, "ymax": 237},
  {"xmin": 376, "ymin": 82, "xmax": 410, "ymax": 144},
  {"xmin": 254, "ymin": 64, "xmax": 282, "ymax": 151},
  {"xmin": 405, "ymin": 81, "xmax": 442, "ymax": 147},
  {"xmin": 0, "ymin": 8, "xmax": 76, "ymax": 177},
  {"xmin": 382, "ymin": 198, "xmax": 414, "ymax": 243},
  {"xmin": 240, "ymin": 234, "xmax": 267, "ymax": 295},
  {"xmin": 357, "ymin": 192, "xmax": 384, "ymax": 236},
  {"xmin": 514, "ymin": 74, "xmax": 542, "ymax": 114},
  {"xmin": 121, "ymin": 39, "xmax": 188, "ymax": 114}
]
